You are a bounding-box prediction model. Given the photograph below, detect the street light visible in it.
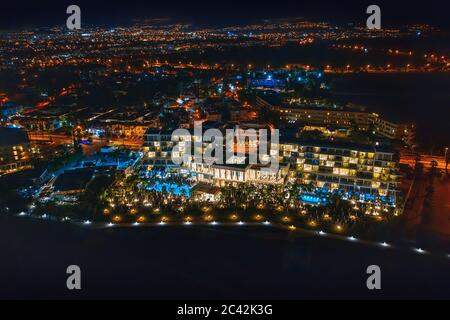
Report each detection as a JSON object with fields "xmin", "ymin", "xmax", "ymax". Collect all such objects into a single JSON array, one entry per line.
[{"xmin": 445, "ymin": 147, "xmax": 449, "ymax": 172}]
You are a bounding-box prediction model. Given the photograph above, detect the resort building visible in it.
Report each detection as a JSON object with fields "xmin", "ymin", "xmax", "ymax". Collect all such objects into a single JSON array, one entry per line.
[
  {"xmin": 0, "ymin": 127, "xmax": 33, "ymax": 175},
  {"xmin": 142, "ymin": 126, "xmax": 400, "ymax": 199},
  {"xmin": 143, "ymin": 128, "xmax": 191, "ymax": 169},
  {"xmin": 143, "ymin": 126, "xmax": 288, "ymax": 185},
  {"xmin": 187, "ymin": 162, "xmax": 289, "ymax": 187},
  {"xmin": 257, "ymin": 96, "xmax": 415, "ymax": 146},
  {"xmin": 279, "ymin": 139, "xmax": 399, "ymax": 198}
]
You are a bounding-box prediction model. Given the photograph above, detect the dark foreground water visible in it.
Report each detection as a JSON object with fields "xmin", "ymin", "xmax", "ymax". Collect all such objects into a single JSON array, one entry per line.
[{"xmin": 0, "ymin": 216, "xmax": 449, "ymax": 299}]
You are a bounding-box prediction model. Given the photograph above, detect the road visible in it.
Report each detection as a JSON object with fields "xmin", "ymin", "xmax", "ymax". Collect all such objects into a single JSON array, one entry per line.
[
  {"xmin": 403, "ymin": 166, "xmax": 450, "ymax": 243},
  {"xmin": 28, "ymin": 132, "xmax": 143, "ymax": 151},
  {"xmin": 420, "ymin": 173, "xmax": 450, "ymax": 240},
  {"xmin": 400, "ymin": 152, "xmax": 447, "ymax": 170}
]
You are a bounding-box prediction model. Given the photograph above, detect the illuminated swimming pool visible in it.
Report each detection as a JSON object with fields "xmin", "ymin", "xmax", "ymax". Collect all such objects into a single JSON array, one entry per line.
[
  {"xmin": 146, "ymin": 181, "xmax": 191, "ymax": 197},
  {"xmin": 299, "ymin": 193, "xmax": 329, "ymax": 205}
]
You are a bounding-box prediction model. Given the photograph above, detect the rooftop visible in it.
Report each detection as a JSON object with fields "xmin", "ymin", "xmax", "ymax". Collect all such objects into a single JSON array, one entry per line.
[
  {"xmin": 53, "ymin": 168, "xmax": 94, "ymax": 193},
  {"xmin": 0, "ymin": 127, "xmax": 29, "ymax": 146}
]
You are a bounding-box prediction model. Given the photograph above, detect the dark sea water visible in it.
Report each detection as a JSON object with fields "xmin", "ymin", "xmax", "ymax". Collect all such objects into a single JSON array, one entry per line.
[
  {"xmin": 330, "ymin": 73, "xmax": 450, "ymax": 152},
  {"xmin": 1, "ymin": 216, "xmax": 449, "ymax": 299}
]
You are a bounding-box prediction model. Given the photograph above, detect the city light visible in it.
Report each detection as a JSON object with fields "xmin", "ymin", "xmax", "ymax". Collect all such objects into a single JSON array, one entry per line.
[{"xmin": 1, "ymin": 10, "xmax": 447, "ymax": 300}]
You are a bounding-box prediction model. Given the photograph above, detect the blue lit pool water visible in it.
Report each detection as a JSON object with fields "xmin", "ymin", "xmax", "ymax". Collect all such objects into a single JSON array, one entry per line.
[
  {"xmin": 299, "ymin": 189, "xmax": 395, "ymax": 205},
  {"xmin": 146, "ymin": 181, "xmax": 191, "ymax": 197},
  {"xmin": 299, "ymin": 193, "xmax": 329, "ymax": 205}
]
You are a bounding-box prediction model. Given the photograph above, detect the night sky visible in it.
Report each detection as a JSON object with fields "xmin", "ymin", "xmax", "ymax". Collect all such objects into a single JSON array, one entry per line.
[{"xmin": 2, "ymin": 0, "xmax": 450, "ymax": 29}]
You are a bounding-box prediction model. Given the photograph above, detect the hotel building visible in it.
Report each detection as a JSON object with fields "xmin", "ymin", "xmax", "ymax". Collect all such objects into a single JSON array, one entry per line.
[
  {"xmin": 279, "ymin": 139, "xmax": 399, "ymax": 198},
  {"xmin": 256, "ymin": 97, "xmax": 415, "ymax": 146},
  {"xmin": 143, "ymin": 127, "xmax": 399, "ymax": 198},
  {"xmin": 0, "ymin": 127, "xmax": 33, "ymax": 175}
]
